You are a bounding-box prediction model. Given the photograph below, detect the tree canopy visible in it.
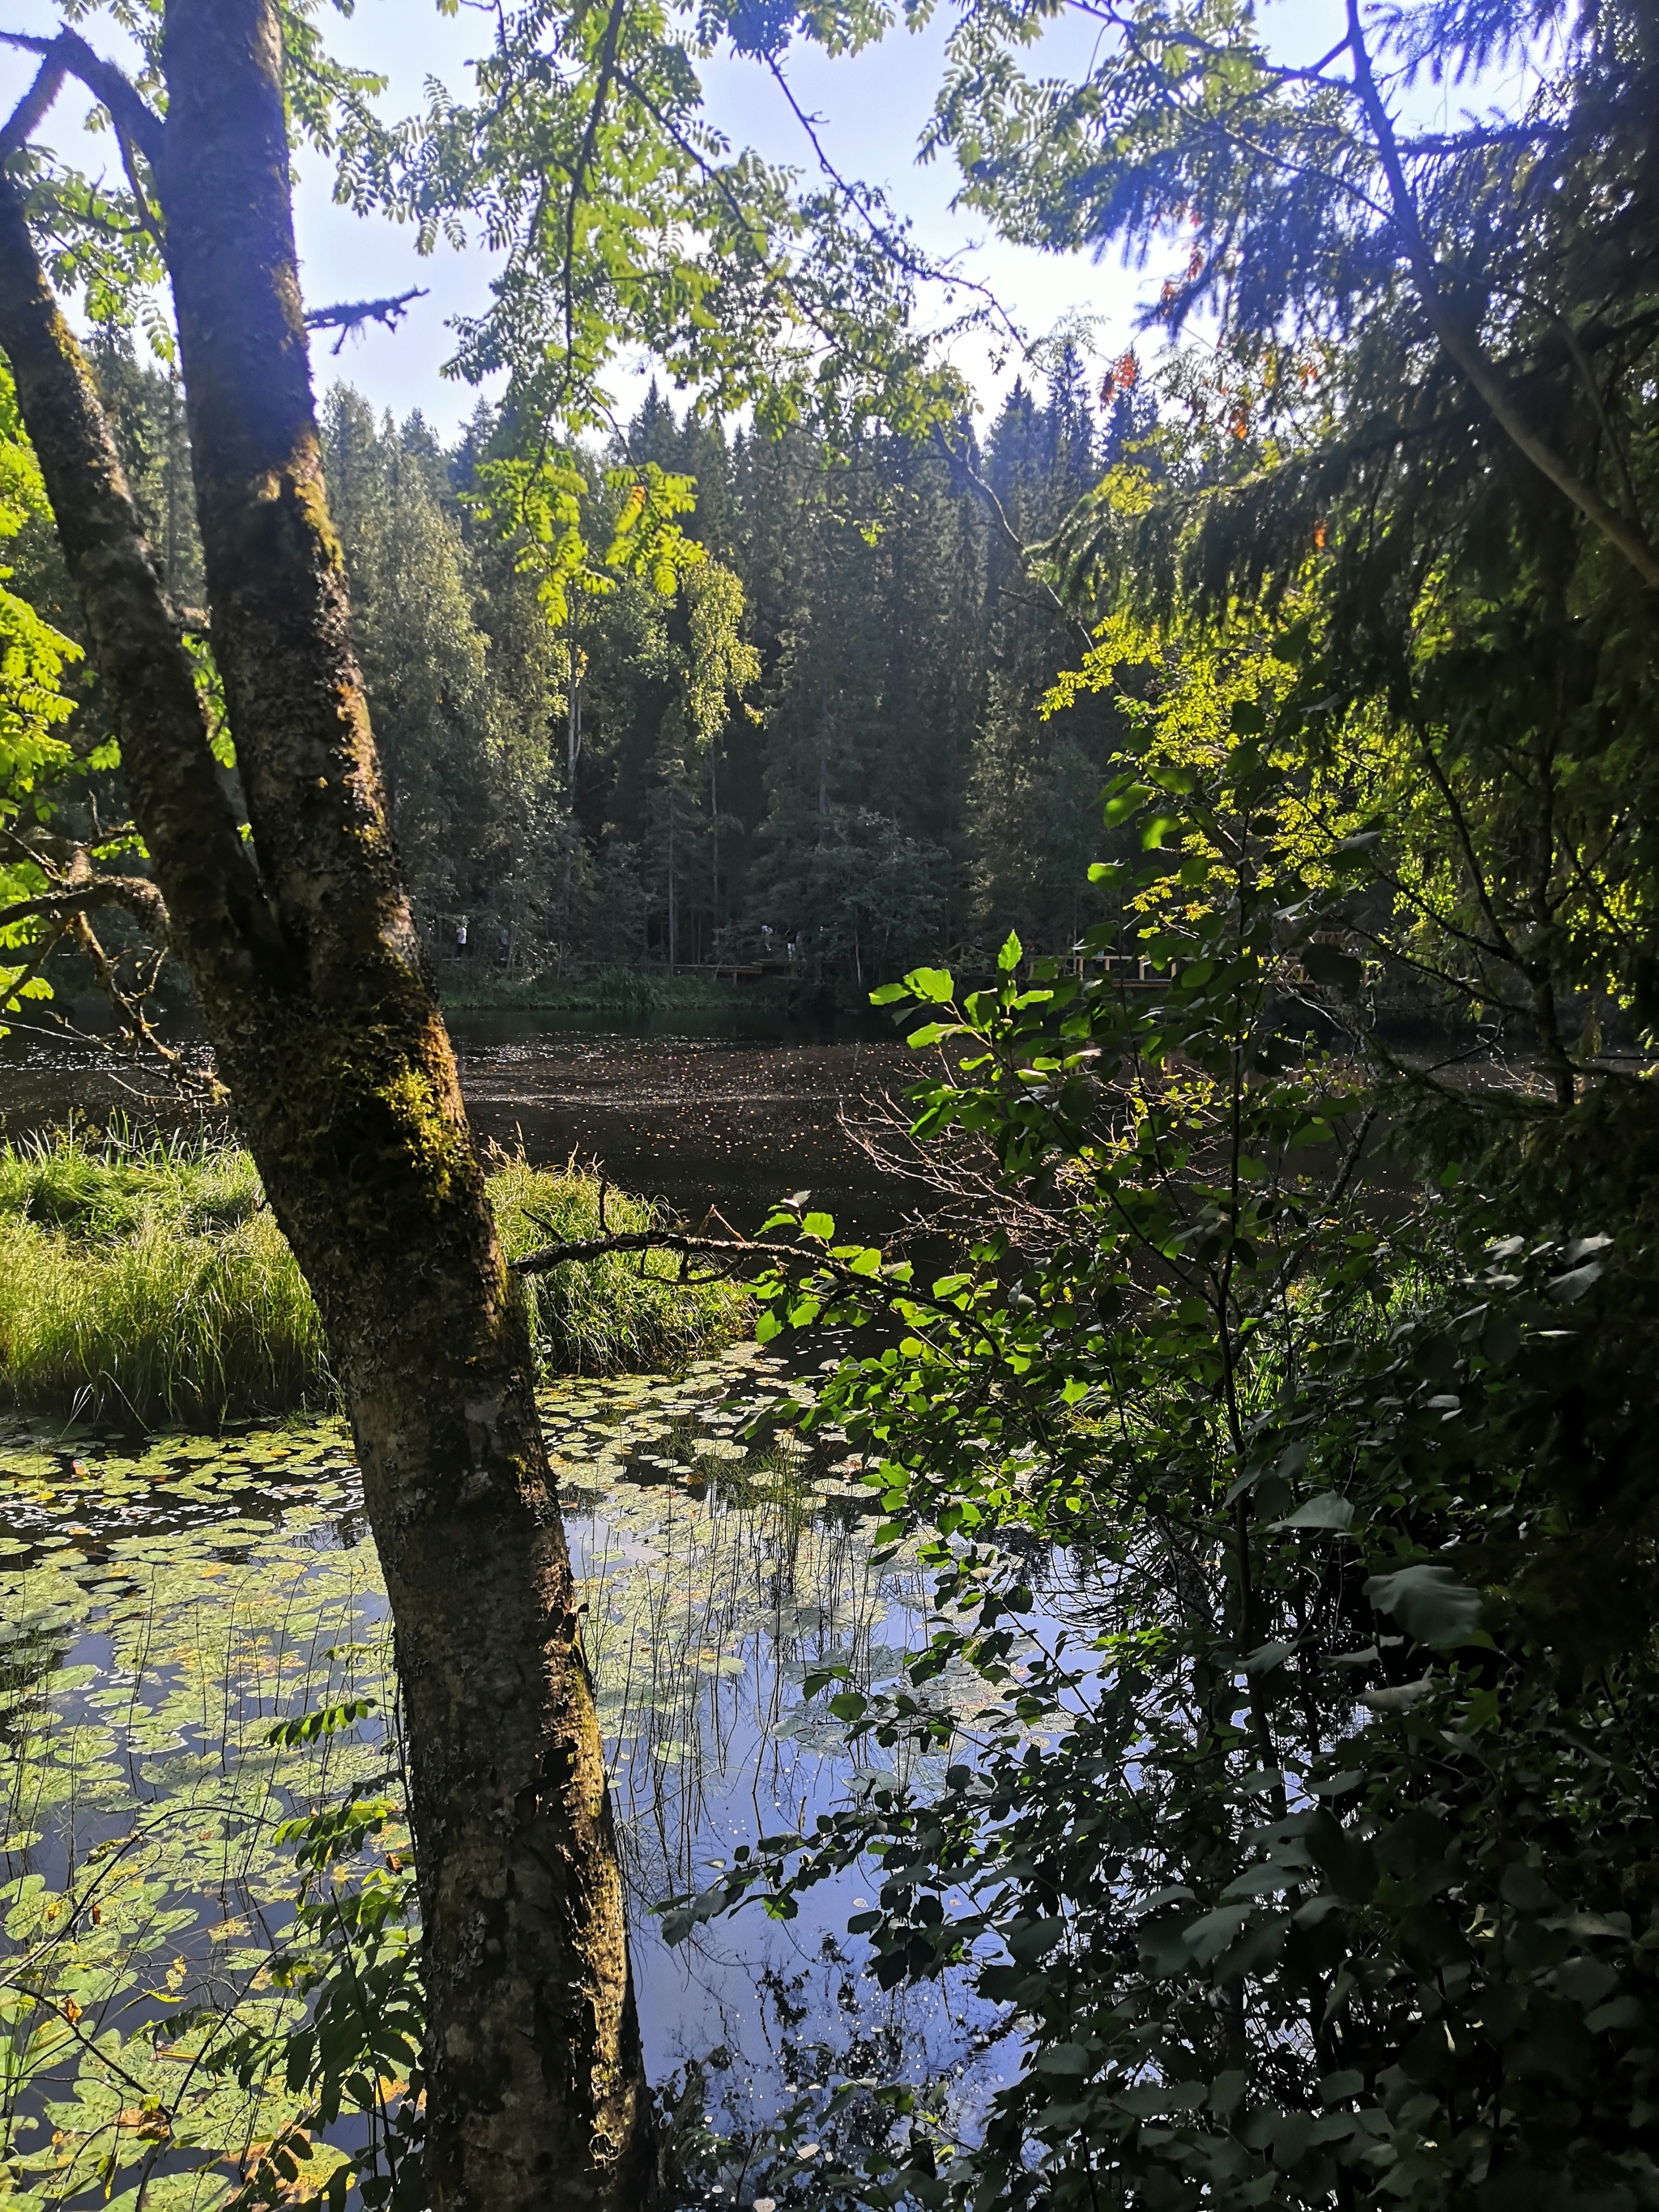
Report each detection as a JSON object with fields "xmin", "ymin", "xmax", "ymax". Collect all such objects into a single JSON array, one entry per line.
[{"xmin": 6, "ymin": 0, "xmax": 1659, "ymax": 2207}]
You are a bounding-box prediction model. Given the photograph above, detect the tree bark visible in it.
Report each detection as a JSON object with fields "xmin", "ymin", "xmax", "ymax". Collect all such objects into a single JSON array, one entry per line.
[{"xmin": 0, "ymin": 5, "xmax": 651, "ymax": 2206}]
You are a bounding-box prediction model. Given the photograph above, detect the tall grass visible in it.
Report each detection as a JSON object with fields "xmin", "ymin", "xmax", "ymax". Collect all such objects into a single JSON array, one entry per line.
[
  {"xmin": 0, "ymin": 1127, "xmax": 746, "ymax": 1430},
  {"xmin": 487, "ymin": 1149, "xmax": 748, "ymax": 1378}
]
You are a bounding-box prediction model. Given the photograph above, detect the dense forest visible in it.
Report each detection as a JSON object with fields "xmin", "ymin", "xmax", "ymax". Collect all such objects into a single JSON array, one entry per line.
[{"xmin": 21, "ymin": 339, "xmax": 1144, "ymax": 995}]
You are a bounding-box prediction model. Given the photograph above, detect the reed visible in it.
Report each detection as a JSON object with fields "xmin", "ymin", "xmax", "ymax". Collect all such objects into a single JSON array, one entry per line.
[{"xmin": 0, "ymin": 1126, "xmax": 746, "ymax": 1428}]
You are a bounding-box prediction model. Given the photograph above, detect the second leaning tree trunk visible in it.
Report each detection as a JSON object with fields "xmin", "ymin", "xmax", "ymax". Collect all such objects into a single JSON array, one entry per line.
[{"xmin": 0, "ymin": 2, "xmax": 651, "ymax": 2206}]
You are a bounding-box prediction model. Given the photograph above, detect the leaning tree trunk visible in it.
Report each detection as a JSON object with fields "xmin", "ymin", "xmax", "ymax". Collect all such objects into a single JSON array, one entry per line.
[{"xmin": 0, "ymin": 4, "xmax": 650, "ymax": 2206}]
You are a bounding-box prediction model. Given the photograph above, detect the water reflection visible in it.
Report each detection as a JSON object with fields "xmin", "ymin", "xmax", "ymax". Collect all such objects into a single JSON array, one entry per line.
[{"xmin": 0, "ymin": 1344, "xmax": 1012, "ymax": 2203}]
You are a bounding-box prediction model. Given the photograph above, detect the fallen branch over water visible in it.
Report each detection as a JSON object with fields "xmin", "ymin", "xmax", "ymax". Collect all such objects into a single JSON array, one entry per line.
[
  {"xmin": 514, "ymin": 1228, "xmax": 761, "ymax": 1277},
  {"xmin": 510, "ymin": 1217, "xmax": 899, "ymax": 1297}
]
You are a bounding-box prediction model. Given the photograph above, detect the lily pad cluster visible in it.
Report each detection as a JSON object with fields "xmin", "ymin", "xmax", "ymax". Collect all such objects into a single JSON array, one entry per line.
[{"xmin": 0, "ymin": 1350, "xmax": 1012, "ymax": 2209}]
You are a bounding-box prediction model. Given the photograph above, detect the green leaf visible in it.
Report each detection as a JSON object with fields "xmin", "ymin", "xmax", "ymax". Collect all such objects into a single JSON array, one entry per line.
[
  {"xmin": 868, "ymin": 982, "xmax": 911, "ymax": 1005},
  {"xmin": 1209, "ymin": 2069, "xmax": 1247, "ymax": 2114},
  {"xmin": 997, "ymin": 931, "xmax": 1023, "ymax": 973},
  {"xmin": 1115, "ymin": 2079, "xmax": 1205, "ymax": 2115},
  {"xmin": 1272, "ymin": 1493, "xmax": 1354, "ymax": 1532},
  {"xmin": 1102, "ymin": 781, "xmax": 1153, "ymax": 826},
  {"xmin": 904, "ymin": 966, "xmax": 955, "ymax": 1004},
  {"xmin": 1034, "ymin": 2043, "xmax": 1092, "ymax": 2076},
  {"xmin": 1364, "ymin": 1563, "xmax": 1483, "ymax": 1649},
  {"xmin": 1319, "ymin": 2069, "xmax": 1364, "ymax": 2103},
  {"xmin": 1546, "ymin": 1259, "xmax": 1603, "ymax": 1303}
]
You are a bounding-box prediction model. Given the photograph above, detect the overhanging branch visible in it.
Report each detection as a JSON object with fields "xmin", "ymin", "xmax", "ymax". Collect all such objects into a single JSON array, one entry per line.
[
  {"xmin": 0, "ymin": 29, "xmax": 164, "ymax": 167},
  {"xmin": 0, "ymin": 870, "xmax": 168, "ymax": 936},
  {"xmin": 511, "ymin": 1223, "xmax": 901, "ymax": 1298},
  {"xmin": 1343, "ymin": 0, "xmax": 1659, "ymax": 590}
]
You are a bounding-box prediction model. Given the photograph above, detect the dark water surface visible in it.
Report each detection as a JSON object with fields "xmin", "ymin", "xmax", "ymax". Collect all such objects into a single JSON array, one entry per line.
[
  {"xmin": 0, "ymin": 1009, "xmax": 927, "ymax": 1243},
  {"xmin": 448, "ymin": 1012, "xmax": 923, "ymax": 1239}
]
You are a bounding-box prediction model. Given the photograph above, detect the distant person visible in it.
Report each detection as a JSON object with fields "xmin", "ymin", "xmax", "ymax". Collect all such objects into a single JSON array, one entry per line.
[
  {"xmin": 455, "ymin": 917, "xmax": 467, "ymax": 956},
  {"xmin": 760, "ymin": 922, "xmax": 774, "ymax": 956}
]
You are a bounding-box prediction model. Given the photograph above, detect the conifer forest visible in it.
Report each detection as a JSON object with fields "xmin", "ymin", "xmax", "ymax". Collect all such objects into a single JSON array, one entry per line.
[
  {"xmin": 3, "ymin": 2, "xmax": 1659, "ymax": 2211},
  {"xmin": 47, "ymin": 345, "xmax": 1126, "ymax": 990}
]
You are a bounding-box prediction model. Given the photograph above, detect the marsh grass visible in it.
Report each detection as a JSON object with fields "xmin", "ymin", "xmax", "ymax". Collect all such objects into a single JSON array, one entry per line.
[
  {"xmin": 489, "ymin": 1147, "xmax": 748, "ymax": 1379},
  {"xmin": 0, "ymin": 1127, "xmax": 746, "ymax": 1429}
]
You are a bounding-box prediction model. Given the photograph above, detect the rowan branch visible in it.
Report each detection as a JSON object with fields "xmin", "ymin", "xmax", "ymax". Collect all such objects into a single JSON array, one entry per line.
[
  {"xmin": 0, "ymin": 30, "xmax": 164, "ymax": 167},
  {"xmin": 765, "ymin": 53, "xmax": 1028, "ymax": 359},
  {"xmin": 564, "ymin": 0, "xmax": 629, "ymax": 388}
]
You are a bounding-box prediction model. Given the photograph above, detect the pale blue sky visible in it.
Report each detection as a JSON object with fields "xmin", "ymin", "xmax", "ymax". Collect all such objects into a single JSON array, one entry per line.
[
  {"xmin": 291, "ymin": 0, "xmax": 1147, "ymax": 435},
  {"xmin": 0, "ymin": 0, "xmax": 1530, "ymax": 438}
]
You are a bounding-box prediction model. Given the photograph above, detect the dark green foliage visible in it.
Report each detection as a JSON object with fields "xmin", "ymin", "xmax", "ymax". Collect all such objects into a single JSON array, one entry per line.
[
  {"xmin": 314, "ymin": 365, "xmax": 1132, "ymax": 986},
  {"xmin": 689, "ymin": 713, "xmax": 1659, "ymax": 2208}
]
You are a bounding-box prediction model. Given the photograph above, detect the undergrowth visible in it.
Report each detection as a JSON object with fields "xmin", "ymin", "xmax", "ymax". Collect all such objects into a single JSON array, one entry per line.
[{"xmin": 0, "ymin": 1126, "xmax": 745, "ymax": 1429}]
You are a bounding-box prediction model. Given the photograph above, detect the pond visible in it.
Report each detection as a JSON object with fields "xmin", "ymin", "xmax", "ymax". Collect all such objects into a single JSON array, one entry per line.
[
  {"xmin": 0, "ymin": 1010, "xmax": 928, "ymax": 1248},
  {"xmin": 0, "ymin": 1012, "xmax": 1002, "ymax": 2201},
  {"xmin": 1, "ymin": 1344, "xmax": 1034, "ymax": 2209}
]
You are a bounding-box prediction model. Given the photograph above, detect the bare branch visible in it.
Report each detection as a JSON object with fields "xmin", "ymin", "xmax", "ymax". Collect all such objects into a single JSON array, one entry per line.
[
  {"xmin": 940, "ymin": 428, "xmax": 1097, "ymax": 658},
  {"xmin": 0, "ymin": 870, "xmax": 168, "ymax": 937},
  {"xmin": 512, "ymin": 1222, "xmax": 898, "ymax": 1296},
  {"xmin": 303, "ymin": 286, "xmax": 428, "ymax": 355},
  {"xmin": 765, "ymin": 53, "xmax": 1029, "ymax": 359}
]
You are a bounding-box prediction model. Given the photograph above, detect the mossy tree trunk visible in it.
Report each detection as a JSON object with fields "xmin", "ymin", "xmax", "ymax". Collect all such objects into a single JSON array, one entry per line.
[{"xmin": 0, "ymin": 5, "xmax": 651, "ymax": 2206}]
